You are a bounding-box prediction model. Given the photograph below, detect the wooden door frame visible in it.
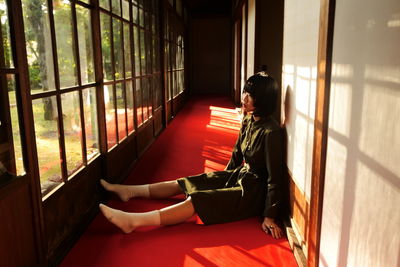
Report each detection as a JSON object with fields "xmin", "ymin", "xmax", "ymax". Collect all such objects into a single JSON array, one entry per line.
[{"xmin": 308, "ymin": 0, "xmax": 336, "ymax": 266}]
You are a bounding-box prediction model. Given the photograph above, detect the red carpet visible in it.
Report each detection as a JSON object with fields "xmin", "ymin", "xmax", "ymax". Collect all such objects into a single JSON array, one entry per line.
[{"xmin": 61, "ymin": 95, "xmax": 297, "ymax": 267}]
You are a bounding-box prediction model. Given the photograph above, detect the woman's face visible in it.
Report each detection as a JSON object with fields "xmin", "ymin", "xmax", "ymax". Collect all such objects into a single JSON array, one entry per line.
[{"xmin": 241, "ymin": 92, "xmax": 256, "ymax": 113}]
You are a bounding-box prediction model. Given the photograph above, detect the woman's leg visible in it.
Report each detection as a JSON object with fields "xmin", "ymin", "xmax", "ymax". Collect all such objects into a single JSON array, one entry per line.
[
  {"xmin": 99, "ymin": 197, "xmax": 195, "ymax": 233},
  {"xmin": 100, "ymin": 179, "xmax": 183, "ymax": 201}
]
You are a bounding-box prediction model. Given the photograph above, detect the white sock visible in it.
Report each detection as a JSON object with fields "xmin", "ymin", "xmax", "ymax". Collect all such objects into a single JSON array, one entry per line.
[
  {"xmin": 100, "ymin": 179, "xmax": 150, "ymax": 201},
  {"xmin": 99, "ymin": 204, "xmax": 160, "ymax": 234}
]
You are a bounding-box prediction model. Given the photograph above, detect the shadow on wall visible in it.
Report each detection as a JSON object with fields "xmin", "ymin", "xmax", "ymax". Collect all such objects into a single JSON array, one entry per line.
[
  {"xmin": 281, "ymin": 84, "xmax": 311, "ymax": 247},
  {"xmin": 319, "ymin": 0, "xmax": 400, "ymax": 265}
]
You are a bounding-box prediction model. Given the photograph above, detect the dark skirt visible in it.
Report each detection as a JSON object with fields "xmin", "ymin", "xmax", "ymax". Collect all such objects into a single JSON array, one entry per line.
[{"xmin": 177, "ymin": 166, "xmax": 267, "ymax": 225}]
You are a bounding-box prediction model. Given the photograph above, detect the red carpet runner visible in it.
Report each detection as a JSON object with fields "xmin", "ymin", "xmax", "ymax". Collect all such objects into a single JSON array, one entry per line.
[{"xmin": 61, "ymin": 96, "xmax": 298, "ymax": 267}]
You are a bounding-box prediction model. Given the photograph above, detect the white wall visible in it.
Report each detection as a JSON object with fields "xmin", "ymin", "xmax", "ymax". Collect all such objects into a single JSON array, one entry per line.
[
  {"xmin": 319, "ymin": 0, "xmax": 400, "ymax": 266},
  {"xmin": 282, "ymin": 0, "xmax": 320, "ymax": 199}
]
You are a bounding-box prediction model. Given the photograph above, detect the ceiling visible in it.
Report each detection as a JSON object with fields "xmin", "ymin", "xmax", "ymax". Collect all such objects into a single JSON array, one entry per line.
[{"xmin": 182, "ymin": 0, "xmax": 233, "ymax": 15}]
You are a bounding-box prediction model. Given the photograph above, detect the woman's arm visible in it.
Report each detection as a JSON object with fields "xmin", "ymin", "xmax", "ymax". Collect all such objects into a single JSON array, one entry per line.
[
  {"xmin": 225, "ymin": 117, "xmax": 248, "ymax": 170},
  {"xmin": 262, "ymin": 129, "xmax": 284, "ymax": 238},
  {"xmin": 225, "ymin": 135, "xmax": 244, "ymax": 170}
]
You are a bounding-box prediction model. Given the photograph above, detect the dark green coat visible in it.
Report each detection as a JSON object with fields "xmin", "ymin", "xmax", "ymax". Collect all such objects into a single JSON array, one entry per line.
[{"xmin": 177, "ymin": 115, "xmax": 283, "ymax": 225}]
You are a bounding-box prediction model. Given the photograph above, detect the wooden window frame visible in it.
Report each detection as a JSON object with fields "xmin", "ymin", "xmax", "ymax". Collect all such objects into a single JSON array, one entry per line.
[{"xmin": 308, "ymin": 0, "xmax": 336, "ymax": 266}]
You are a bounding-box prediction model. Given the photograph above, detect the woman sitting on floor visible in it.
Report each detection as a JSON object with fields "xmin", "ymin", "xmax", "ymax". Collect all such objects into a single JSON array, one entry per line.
[{"xmin": 99, "ymin": 72, "xmax": 284, "ymax": 239}]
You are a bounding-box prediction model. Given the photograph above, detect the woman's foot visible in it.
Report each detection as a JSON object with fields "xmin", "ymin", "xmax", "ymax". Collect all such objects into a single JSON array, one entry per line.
[
  {"xmin": 100, "ymin": 179, "xmax": 133, "ymax": 202},
  {"xmin": 99, "ymin": 204, "xmax": 137, "ymax": 233}
]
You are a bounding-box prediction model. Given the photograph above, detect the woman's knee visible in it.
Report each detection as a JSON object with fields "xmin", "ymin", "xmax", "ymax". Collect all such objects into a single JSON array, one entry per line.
[{"xmin": 184, "ymin": 197, "xmax": 195, "ymax": 214}]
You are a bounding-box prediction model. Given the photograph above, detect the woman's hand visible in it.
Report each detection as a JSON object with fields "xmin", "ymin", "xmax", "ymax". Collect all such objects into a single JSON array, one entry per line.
[{"xmin": 261, "ymin": 217, "xmax": 284, "ymax": 239}]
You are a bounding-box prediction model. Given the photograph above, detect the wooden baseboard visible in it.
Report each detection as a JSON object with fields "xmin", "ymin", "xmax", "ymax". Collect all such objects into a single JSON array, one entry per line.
[
  {"xmin": 286, "ymin": 167, "xmax": 311, "ymax": 266},
  {"xmin": 284, "ymin": 219, "xmax": 307, "ymax": 267}
]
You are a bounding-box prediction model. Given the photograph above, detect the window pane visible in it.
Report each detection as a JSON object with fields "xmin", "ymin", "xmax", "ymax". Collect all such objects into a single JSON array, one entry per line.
[
  {"xmin": 82, "ymin": 88, "xmax": 99, "ymax": 161},
  {"xmin": 123, "ymin": 23, "xmax": 132, "ymax": 78},
  {"xmin": 140, "ymin": 29, "xmax": 146, "ymax": 74},
  {"xmin": 147, "ymin": 77, "xmax": 152, "ymax": 116},
  {"xmin": 156, "ymin": 74, "xmax": 162, "ymax": 108},
  {"xmin": 112, "ymin": 0, "xmax": 121, "ymax": 16},
  {"xmin": 173, "ymin": 71, "xmax": 177, "ymax": 97},
  {"xmin": 152, "ymin": 15, "xmax": 156, "ymax": 34},
  {"xmin": 133, "ymin": 26, "xmax": 140, "ymax": 76},
  {"xmin": 132, "ymin": 5, "xmax": 138, "ymax": 24},
  {"xmin": 7, "ymin": 75, "xmax": 24, "ymax": 175},
  {"xmin": 139, "ymin": 8, "xmax": 144, "ymax": 27},
  {"xmin": 32, "ymin": 97, "xmax": 62, "ymax": 195},
  {"xmin": 142, "ymin": 77, "xmax": 148, "ymax": 121},
  {"xmin": 146, "ymin": 32, "xmax": 151, "ymax": 74},
  {"xmin": 116, "ymin": 83, "xmax": 126, "ymax": 140},
  {"xmin": 99, "ymin": 0, "xmax": 110, "ymax": 10},
  {"xmin": 100, "ymin": 13, "xmax": 113, "ymax": 81},
  {"xmin": 61, "ymin": 91, "xmax": 83, "ymax": 176},
  {"xmin": 126, "ymin": 81, "xmax": 134, "ymax": 133},
  {"xmin": 152, "ymin": 37, "xmax": 156, "ymax": 73},
  {"xmin": 22, "ymin": 0, "xmax": 56, "ymax": 94},
  {"xmin": 181, "ymin": 48, "xmax": 185, "ymax": 69},
  {"xmin": 135, "ymin": 79, "xmax": 142, "ymax": 125},
  {"xmin": 80, "ymin": 0, "xmax": 90, "ymax": 4},
  {"xmin": 180, "ymin": 70, "xmax": 184, "ymax": 93},
  {"xmin": 104, "ymin": 85, "xmax": 117, "ymax": 149},
  {"xmin": 176, "ymin": 0, "xmax": 182, "ymax": 17},
  {"xmin": 76, "ymin": 5, "xmax": 94, "ymax": 85},
  {"xmin": 125, "ymin": 81, "xmax": 135, "ymax": 133},
  {"xmin": 113, "ymin": 19, "xmax": 123, "ymax": 80},
  {"xmin": 53, "ymin": 0, "xmax": 78, "ymax": 88},
  {"xmin": 0, "ymin": 1, "xmax": 13, "ymax": 68},
  {"xmin": 144, "ymin": 11, "xmax": 149, "ymax": 30},
  {"xmin": 122, "ymin": 0, "xmax": 130, "ymax": 20},
  {"xmin": 167, "ymin": 72, "xmax": 171, "ymax": 100}
]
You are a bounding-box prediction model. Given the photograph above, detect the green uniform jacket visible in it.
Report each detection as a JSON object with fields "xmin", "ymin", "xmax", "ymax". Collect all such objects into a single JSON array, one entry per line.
[{"xmin": 178, "ymin": 115, "xmax": 283, "ymax": 225}]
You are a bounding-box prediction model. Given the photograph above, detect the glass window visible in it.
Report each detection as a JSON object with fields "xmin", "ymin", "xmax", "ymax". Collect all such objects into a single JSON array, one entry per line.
[
  {"xmin": 22, "ymin": 0, "xmax": 56, "ymax": 94},
  {"xmin": 146, "ymin": 32, "xmax": 151, "ymax": 74},
  {"xmin": 142, "ymin": 77, "xmax": 148, "ymax": 121},
  {"xmin": 61, "ymin": 91, "xmax": 83, "ymax": 176},
  {"xmin": 132, "ymin": 5, "xmax": 138, "ymax": 24},
  {"xmin": 147, "ymin": 77, "xmax": 152, "ymax": 116},
  {"xmin": 125, "ymin": 81, "xmax": 134, "ymax": 133},
  {"xmin": 53, "ymin": 0, "xmax": 78, "ymax": 88},
  {"xmin": 122, "ymin": 0, "xmax": 130, "ymax": 20},
  {"xmin": 133, "ymin": 26, "xmax": 140, "ymax": 76},
  {"xmin": 0, "ymin": 1, "xmax": 13, "ymax": 68},
  {"xmin": 144, "ymin": 11, "xmax": 149, "ymax": 31},
  {"xmin": 140, "ymin": 29, "xmax": 146, "ymax": 75},
  {"xmin": 123, "ymin": 23, "xmax": 132, "ymax": 78},
  {"xmin": 135, "ymin": 79, "xmax": 142, "ymax": 125},
  {"xmin": 152, "ymin": 15, "xmax": 156, "ymax": 34},
  {"xmin": 113, "ymin": 19, "xmax": 123, "ymax": 80},
  {"xmin": 32, "ymin": 96, "xmax": 62, "ymax": 195},
  {"xmin": 139, "ymin": 8, "xmax": 144, "ymax": 27},
  {"xmin": 116, "ymin": 83, "xmax": 127, "ymax": 140},
  {"xmin": 5, "ymin": 75, "xmax": 24, "ymax": 175},
  {"xmin": 176, "ymin": 0, "xmax": 182, "ymax": 17},
  {"xmin": 99, "ymin": 0, "xmax": 110, "ymax": 10},
  {"xmin": 100, "ymin": 13, "xmax": 113, "ymax": 81},
  {"xmin": 104, "ymin": 84, "xmax": 117, "ymax": 149},
  {"xmin": 112, "ymin": 0, "xmax": 121, "ymax": 16},
  {"xmin": 82, "ymin": 88, "xmax": 99, "ymax": 161},
  {"xmin": 76, "ymin": 5, "xmax": 95, "ymax": 85}
]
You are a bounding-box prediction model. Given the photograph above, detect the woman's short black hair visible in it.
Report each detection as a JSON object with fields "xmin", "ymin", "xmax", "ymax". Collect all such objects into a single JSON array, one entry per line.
[{"xmin": 243, "ymin": 71, "xmax": 278, "ymax": 117}]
